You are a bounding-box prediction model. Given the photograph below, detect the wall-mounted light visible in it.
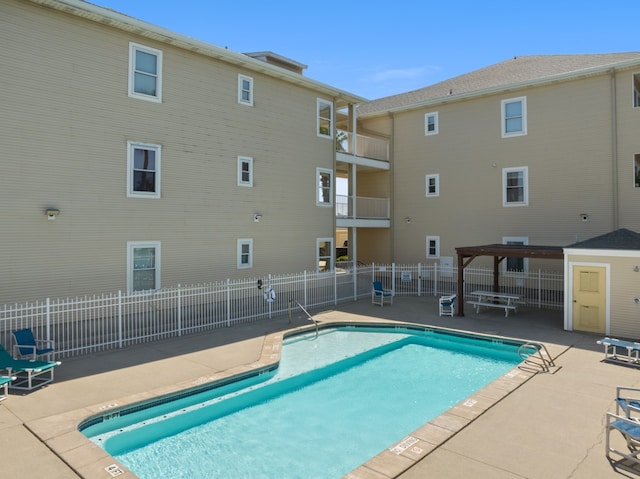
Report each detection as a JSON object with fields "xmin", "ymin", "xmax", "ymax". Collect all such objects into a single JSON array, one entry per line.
[
  {"xmin": 634, "ymin": 266, "xmax": 640, "ymax": 273},
  {"xmin": 45, "ymin": 208, "xmax": 60, "ymax": 220},
  {"xmin": 580, "ymin": 213, "xmax": 589, "ymax": 222},
  {"xmin": 404, "ymin": 217, "xmax": 411, "ymax": 224},
  {"xmin": 257, "ymin": 279, "xmax": 263, "ymax": 290},
  {"xmin": 254, "ymin": 213, "xmax": 262, "ymax": 222}
]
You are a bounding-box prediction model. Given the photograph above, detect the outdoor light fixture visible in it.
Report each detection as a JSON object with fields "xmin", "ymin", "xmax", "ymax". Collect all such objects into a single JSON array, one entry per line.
[
  {"xmin": 580, "ymin": 213, "xmax": 589, "ymax": 222},
  {"xmin": 404, "ymin": 217, "xmax": 411, "ymax": 224},
  {"xmin": 45, "ymin": 208, "xmax": 60, "ymax": 220},
  {"xmin": 254, "ymin": 213, "xmax": 262, "ymax": 222}
]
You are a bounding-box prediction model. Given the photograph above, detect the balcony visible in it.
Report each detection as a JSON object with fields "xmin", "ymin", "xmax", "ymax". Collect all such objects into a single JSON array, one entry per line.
[
  {"xmin": 337, "ymin": 131, "xmax": 389, "ymax": 162},
  {"xmin": 336, "ymin": 194, "xmax": 390, "ymax": 221}
]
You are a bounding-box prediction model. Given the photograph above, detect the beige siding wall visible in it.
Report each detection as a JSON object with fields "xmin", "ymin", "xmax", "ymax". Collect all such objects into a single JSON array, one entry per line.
[
  {"xmin": 373, "ymin": 75, "xmax": 617, "ymax": 267},
  {"xmin": 568, "ymin": 253, "xmax": 640, "ymax": 339},
  {"xmin": 1, "ymin": 1, "xmax": 336, "ymax": 303},
  {"xmin": 614, "ymin": 69, "xmax": 640, "ymax": 231}
]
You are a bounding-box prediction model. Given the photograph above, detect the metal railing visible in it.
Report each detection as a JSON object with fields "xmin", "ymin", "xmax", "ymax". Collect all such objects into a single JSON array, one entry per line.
[
  {"xmin": 337, "ymin": 131, "xmax": 389, "ymax": 162},
  {"xmin": 0, "ymin": 264, "xmax": 564, "ymax": 359},
  {"xmin": 335, "ymin": 194, "xmax": 390, "ymax": 219}
]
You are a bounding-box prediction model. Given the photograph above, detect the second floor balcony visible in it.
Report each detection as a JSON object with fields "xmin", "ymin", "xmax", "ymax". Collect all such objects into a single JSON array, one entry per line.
[
  {"xmin": 336, "ymin": 194, "xmax": 390, "ymax": 220},
  {"xmin": 337, "ymin": 131, "xmax": 389, "ymax": 163}
]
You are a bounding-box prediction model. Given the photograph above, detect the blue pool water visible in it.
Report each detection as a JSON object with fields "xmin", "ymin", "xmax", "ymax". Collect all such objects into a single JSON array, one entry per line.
[{"xmin": 82, "ymin": 326, "xmax": 523, "ymax": 479}]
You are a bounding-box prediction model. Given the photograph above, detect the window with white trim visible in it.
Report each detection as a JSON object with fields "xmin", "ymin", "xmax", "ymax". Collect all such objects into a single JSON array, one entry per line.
[
  {"xmin": 503, "ymin": 237, "xmax": 528, "ymax": 273},
  {"xmin": 127, "ymin": 241, "xmax": 160, "ymax": 293},
  {"xmin": 502, "ymin": 167, "xmax": 528, "ymax": 206},
  {"xmin": 634, "ymin": 73, "xmax": 640, "ymax": 108},
  {"xmin": 237, "ymin": 156, "xmax": 253, "ymax": 187},
  {"xmin": 501, "ymin": 96, "xmax": 527, "ymax": 137},
  {"xmin": 128, "ymin": 43, "xmax": 162, "ymax": 102},
  {"xmin": 127, "ymin": 141, "xmax": 161, "ymax": 198},
  {"xmin": 425, "ymin": 112, "xmax": 439, "ymax": 135},
  {"xmin": 426, "ymin": 174, "xmax": 439, "ymax": 197},
  {"xmin": 634, "ymin": 154, "xmax": 640, "ymax": 188},
  {"xmin": 317, "ymin": 98, "xmax": 333, "ymax": 138},
  {"xmin": 317, "ymin": 238, "xmax": 333, "ymax": 272},
  {"xmin": 426, "ymin": 236, "xmax": 440, "ymax": 259},
  {"xmin": 237, "ymin": 239, "xmax": 253, "ymax": 269},
  {"xmin": 238, "ymin": 74, "xmax": 253, "ymax": 106},
  {"xmin": 316, "ymin": 168, "xmax": 333, "ymax": 206}
]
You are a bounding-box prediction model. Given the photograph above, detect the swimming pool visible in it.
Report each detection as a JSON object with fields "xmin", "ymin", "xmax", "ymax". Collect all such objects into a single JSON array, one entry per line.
[{"xmin": 81, "ymin": 325, "xmax": 526, "ymax": 478}]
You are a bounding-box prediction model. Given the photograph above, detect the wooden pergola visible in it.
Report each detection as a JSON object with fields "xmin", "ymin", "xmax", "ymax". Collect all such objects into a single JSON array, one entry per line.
[{"xmin": 455, "ymin": 244, "xmax": 564, "ymax": 316}]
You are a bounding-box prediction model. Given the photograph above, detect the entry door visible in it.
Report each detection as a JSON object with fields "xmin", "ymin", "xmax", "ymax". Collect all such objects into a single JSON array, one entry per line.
[{"xmin": 572, "ymin": 266, "xmax": 606, "ymax": 334}]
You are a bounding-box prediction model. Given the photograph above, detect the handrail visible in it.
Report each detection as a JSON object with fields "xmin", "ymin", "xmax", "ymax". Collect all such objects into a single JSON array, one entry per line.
[
  {"xmin": 291, "ymin": 300, "xmax": 319, "ymax": 339},
  {"xmin": 517, "ymin": 342, "xmax": 556, "ymax": 373}
]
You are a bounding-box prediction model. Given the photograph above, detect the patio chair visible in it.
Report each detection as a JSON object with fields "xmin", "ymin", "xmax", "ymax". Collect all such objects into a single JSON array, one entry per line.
[
  {"xmin": 12, "ymin": 328, "xmax": 55, "ymax": 360},
  {"xmin": 0, "ymin": 343, "xmax": 61, "ymax": 391},
  {"xmin": 439, "ymin": 294, "xmax": 457, "ymax": 317},
  {"xmin": 606, "ymin": 412, "xmax": 640, "ymax": 467},
  {"xmin": 0, "ymin": 375, "xmax": 16, "ymax": 402},
  {"xmin": 616, "ymin": 386, "xmax": 640, "ymax": 419},
  {"xmin": 372, "ymin": 281, "xmax": 393, "ymax": 307}
]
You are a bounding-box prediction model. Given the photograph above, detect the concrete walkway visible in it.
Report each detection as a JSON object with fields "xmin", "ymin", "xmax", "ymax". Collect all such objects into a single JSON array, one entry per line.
[{"xmin": 1, "ymin": 297, "xmax": 639, "ymax": 478}]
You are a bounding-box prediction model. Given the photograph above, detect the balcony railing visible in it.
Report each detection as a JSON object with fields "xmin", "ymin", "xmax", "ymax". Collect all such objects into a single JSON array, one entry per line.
[
  {"xmin": 336, "ymin": 194, "xmax": 390, "ymax": 219},
  {"xmin": 337, "ymin": 131, "xmax": 389, "ymax": 162}
]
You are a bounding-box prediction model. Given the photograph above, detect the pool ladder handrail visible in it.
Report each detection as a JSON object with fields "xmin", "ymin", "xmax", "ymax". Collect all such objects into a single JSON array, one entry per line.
[
  {"xmin": 517, "ymin": 342, "xmax": 556, "ymax": 373},
  {"xmin": 294, "ymin": 301, "xmax": 319, "ymax": 339}
]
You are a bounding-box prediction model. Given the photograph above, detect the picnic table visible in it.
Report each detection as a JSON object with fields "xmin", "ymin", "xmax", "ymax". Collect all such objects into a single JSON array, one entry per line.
[{"xmin": 467, "ymin": 291, "xmax": 520, "ymax": 317}]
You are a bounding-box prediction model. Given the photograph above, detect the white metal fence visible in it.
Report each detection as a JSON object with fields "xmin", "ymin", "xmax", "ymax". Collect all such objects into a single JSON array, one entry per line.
[{"xmin": 0, "ymin": 264, "xmax": 563, "ymax": 359}]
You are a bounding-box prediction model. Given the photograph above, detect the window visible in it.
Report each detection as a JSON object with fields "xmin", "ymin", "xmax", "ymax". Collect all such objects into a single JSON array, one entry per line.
[
  {"xmin": 127, "ymin": 241, "xmax": 160, "ymax": 293},
  {"xmin": 237, "ymin": 239, "xmax": 253, "ymax": 269},
  {"xmin": 502, "ymin": 167, "xmax": 528, "ymax": 206},
  {"xmin": 317, "ymin": 238, "xmax": 333, "ymax": 272},
  {"xmin": 316, "ymin": 168, "xmax": 333, "ymax": 206},
  {"xmin": 426, "ymin": 174, "xmax": 439, "ymax": 197},
  {"xmin": 425, "ymin": 112, "xmax": 439, "ymax": 135},
  {"xmin": 501, "ymin": 97, "xmax": 527, "ymax": 137},
  {"xmin": 127, "ymin": 141, "xmax": 161, "ymax": 198},
  {"xmin": 238, "ymin": 156, "xmax": 253, "ymax": 186},
  {"xmin": 128, "ymin": 43, "xmax": 162, "ymax": 102},
  {"xmin": 426, "ymin": 236, "xmax": 440, "ymax": 259},
  {"xmin": 634, "ymin": 73, "xmax": 640, "ymax": 108},
  {"xmin": 503, "ymin": 237, "xmax": 528, "ymax": 273},
  {"xmin": 317, "ymin": 98, "xmax": 333, "ymax": 138},
  {"xmin": 635, "ymin": 154, "xmax": 640, "ymax": 188},
  {"xmin": 238, "ymin": 74, "xmax": 253, "ymax": 106}
]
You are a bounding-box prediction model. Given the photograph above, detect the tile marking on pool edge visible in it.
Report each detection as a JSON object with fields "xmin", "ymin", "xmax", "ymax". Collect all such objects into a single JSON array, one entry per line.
[
  {"xmin": 389, "ymin": 436, "xmax": 418, "ymax": 454},
  {"xmin": 464, "ymin": 399, "xmax": 478, "ymax": 407}
]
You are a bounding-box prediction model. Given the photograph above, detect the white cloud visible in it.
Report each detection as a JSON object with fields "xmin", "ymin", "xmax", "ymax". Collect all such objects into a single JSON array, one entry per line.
[{"xmin": 366, "ymin": 65, "xmax": 441, "ymax": 83}]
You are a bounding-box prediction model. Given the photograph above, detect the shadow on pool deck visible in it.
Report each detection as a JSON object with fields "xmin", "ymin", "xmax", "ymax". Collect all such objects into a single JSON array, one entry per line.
[{"xmin": 1, "ymin": 296, "xmax": 640, "ymax": 479}]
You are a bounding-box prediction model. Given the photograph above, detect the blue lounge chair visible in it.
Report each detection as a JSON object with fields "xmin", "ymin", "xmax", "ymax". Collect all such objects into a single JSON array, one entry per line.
[
  {"xmin": 606, "ymin": 412, "xmax": 640, "ymax": 467},
  {"xmin": 372, "ymin": 281, "xmax": 393, "ymax": 307},
  {"xmin": 616, "ymin": 386, "xmax": 640, "ymax": 419},
  {"xmin": 0, "ymin": 343, "xmax": 60, "ymax": 391},
  {"xmin": 0, "ymin": 375, "xmax": 16, "ymax": 402},
  {"xmin": 12, "ymin": 328, "xmax": 55, "ymax": 360}
]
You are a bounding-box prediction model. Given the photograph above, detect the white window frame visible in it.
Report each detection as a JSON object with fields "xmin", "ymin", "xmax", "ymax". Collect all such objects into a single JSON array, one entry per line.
[
  {"xmin": 425, "ymin": 112, "xmax": 439, "ymax": 135},
  {"xmin": 426, "ymin": 174, "xmax": 439, "ymax": 197},
  {"xmin": 317, "ymin": 238, "xmax": 334, "ymax": 272},
  {"xmin": 238, "ymin": 74, "xmax": 254, "ymax": 106},
  {"xmin": 127, "ymin": 241, "xmax": 161, "ymax": 293},
  {"xmin": 426, "ymin": 236, "xmax": 440, "ymax": 259},
  {"xmin": 633, "ymin": 73, "xmax": 640, "ymax": 108},
  {"xmin": 127, "ymin": 141, "xmax": 161, "ymax": 198},
  {"xmin": 316, "ymin": 167, "xmax": 333, "ymax": 206},
  {"xmin": 237, "ymin": 238, "xmax": 253, "ymax": 269},
  {"xmin": 237, "ymin": 156, "xmax": 254, "ymax": 187},
  {"xmin": 317, "ymin": 98, "xmax": 334, "ymax": 138},
  {"xmin": 501, "ymin": 96, "xmax": 527, "ymax": 137},
  {"xmin": 634, "ymin": 153, "xmax": 640, "ymax": 188},
  {"xmin": 128, "ymin": 42, "xmax": 162, "ymax": 103},
  {"xmin": 503, "ymin": 237, "xmax": 529, "ymax": 273},
  {"xmin": 502, "ymin": 166, "xmax": 528, "ymax": 207}
]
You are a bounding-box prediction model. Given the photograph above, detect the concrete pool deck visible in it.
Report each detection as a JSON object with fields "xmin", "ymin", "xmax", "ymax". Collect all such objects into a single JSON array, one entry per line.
[{"xmin": 1, "ymin": 296, "xmax": 640, "ymax": 479}]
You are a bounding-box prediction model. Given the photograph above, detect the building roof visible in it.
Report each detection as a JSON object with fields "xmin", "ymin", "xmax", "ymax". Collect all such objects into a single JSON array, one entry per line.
[
  {"xmin": 567, "ymin": 228, "xmax": 640, "ymax": 250},
  {"xmin": 358, "ymin": 53, "xmax": 640, "ymax": 117}
]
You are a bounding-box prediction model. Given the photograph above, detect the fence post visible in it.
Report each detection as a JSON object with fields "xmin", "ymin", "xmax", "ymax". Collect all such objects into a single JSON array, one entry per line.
[
  {"xmin": 177, "ymin": 284, "xmax": 182, "ymax": 336},
  {"xmin": 118, "ymin": 290, "xmax": 123, "ymax": 349},
  {"xmin": 45, "ymin": 297, "xmax": 51, "ymax": 343},
  {"xmin": 268, "ymin": 274, "xmax": 272, "ymax": 319},
  {"xmin": 537, "ymin": 270, "xmax": 542, "ymax": 308},
  {"xmin": 334, "ymin": 269, "xmax": 338, "ymax": 305},
  {"xmin": 304, "ymin": 271, "xmax": 308, "ymax": 308},
  {"xmin": 417, "ymin": 263, "xmax": 422, "ymax": 297},
  {"xmin": 226, "ymin": 279, "xmax": 231, "ymax": 327},
  {"xmin": 392, "ymin": 263, "xmax": 396, "ymax": 293}
]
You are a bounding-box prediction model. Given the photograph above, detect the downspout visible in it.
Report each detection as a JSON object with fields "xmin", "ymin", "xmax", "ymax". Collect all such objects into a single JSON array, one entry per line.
[{"xmin": 610, "ymin": 69, "xmax": 619, "ymax": 230}]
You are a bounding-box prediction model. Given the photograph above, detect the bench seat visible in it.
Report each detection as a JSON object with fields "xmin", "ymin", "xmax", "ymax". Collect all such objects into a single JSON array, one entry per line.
[
  {"xmin": 597, "ymin": 337, "xmax": 640, "ymax": 366},
  {"xmin": 467, "ymin": 300, "xmax": 517, "ymax": 317}
]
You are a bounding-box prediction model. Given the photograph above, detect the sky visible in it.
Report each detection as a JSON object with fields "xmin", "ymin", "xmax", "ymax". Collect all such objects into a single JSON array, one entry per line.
[{"xmin": 91, "ymin": 0, "xmax": 637, "ymax": 100}]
